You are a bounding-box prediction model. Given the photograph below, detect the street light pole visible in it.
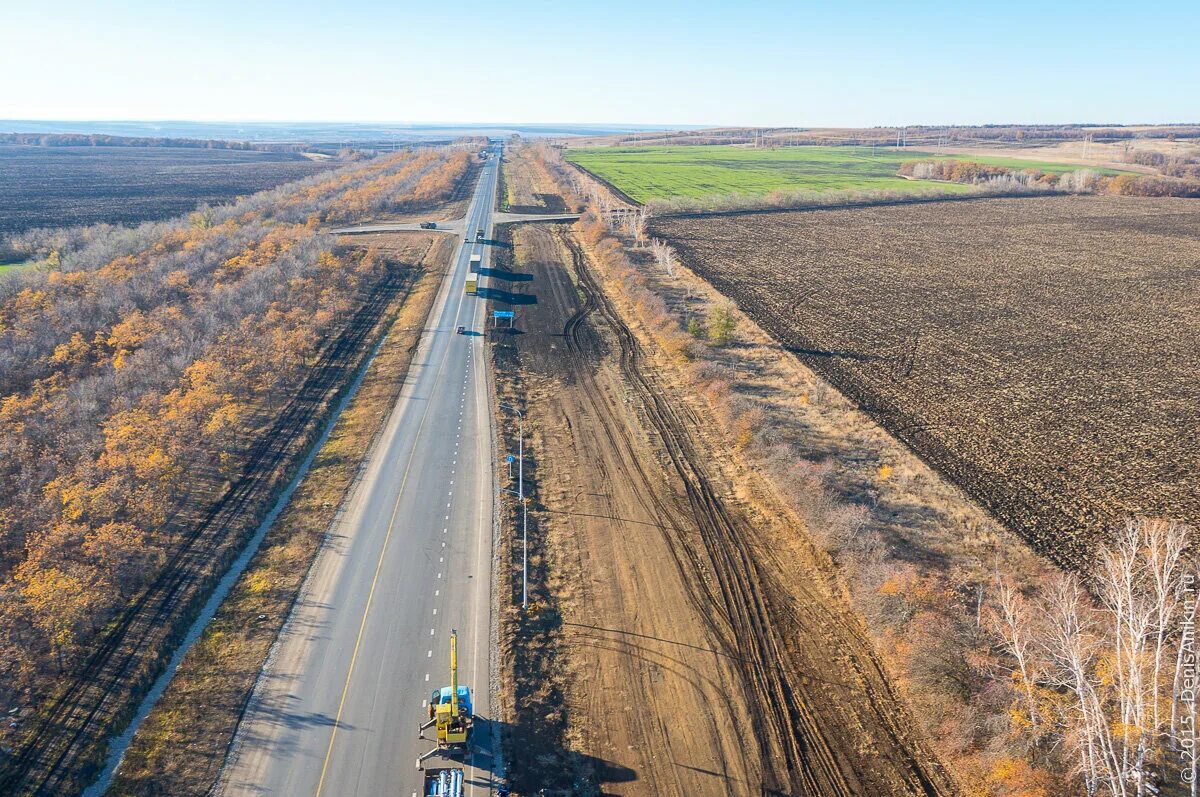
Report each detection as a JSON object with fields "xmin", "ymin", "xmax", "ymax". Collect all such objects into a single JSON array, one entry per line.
[{"xmin": 499, "ymin": 403, "xmax": 527, "ymax": 611}]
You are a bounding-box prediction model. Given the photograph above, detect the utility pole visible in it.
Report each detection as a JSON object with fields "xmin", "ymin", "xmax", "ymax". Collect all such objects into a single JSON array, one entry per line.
[{"xmin": 500, "ymin": 403, "xmax": 527, "ymax": 611}]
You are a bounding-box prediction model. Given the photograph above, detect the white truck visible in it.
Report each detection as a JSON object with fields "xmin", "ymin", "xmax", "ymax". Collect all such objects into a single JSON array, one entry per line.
[{"xmin": 469, "ymin": 254, "xmax": 482, "ymax": 273}]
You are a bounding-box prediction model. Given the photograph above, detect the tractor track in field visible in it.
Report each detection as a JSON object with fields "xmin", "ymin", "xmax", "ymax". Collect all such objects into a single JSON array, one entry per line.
[
  {"xmin": 651, "ymin": 197, "xmax": 1200, "ymax": 577},
  {"xmin": 558, "ymin": 227, "xmax": 952, "ymax": 796},
  {"xmin": 0, "ymin": 266, "xmax": 408, "ymax": 797}
]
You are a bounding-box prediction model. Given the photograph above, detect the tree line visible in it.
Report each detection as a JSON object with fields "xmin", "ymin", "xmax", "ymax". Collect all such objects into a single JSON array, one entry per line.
[
  {"xmin": 0, "ymin": 146, "xmax": 470, "ymax": 706},
  {"xmin": 0, "ymin": 132, "xmax": 277, "ymax": 151},
  {"xmin": 900, "ymin": 158, "xmax": 1200, "ymax": 198},
  {"xmin": 608, "ymin": 125, "xmax": 1200, "ymax": 148}
]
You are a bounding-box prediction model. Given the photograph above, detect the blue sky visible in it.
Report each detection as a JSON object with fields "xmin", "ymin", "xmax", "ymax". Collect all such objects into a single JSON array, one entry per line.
[{"xmin": 2, "ymin": 0, "xmax": 1197, "ymax": 127}]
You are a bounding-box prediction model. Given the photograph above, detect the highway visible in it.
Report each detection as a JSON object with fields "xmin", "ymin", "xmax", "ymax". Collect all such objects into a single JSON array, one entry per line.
[{"xmin": 218, "ymin": 150, "xmax": 500, "ymax": 796}]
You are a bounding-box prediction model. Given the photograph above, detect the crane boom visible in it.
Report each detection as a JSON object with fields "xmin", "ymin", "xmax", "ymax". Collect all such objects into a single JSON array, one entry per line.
[{"xmin": 449, "ymin": 630, "xmax": 459, "ymax": 717}]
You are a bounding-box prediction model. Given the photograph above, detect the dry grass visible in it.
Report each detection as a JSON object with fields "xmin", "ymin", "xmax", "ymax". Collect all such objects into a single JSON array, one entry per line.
[
  {"xmin": 580, "ymin": 213, "xmax": 1073, "ymax": 792},
  {"xmin": 935, "ymin": 139, "xmax": 1195, "ymax": 173},
  {"xmin": 104, "ymin": 234, "xmax": 451, "ymax": 796},
  {"xmin": 500, "ymin": 143, "xmax": 578, "ymax": 213}
]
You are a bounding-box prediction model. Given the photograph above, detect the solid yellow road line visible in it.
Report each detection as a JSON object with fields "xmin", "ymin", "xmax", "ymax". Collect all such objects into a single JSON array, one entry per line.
[{"xmin": 314, "ymin": 234, "xmax": 474, "ymax": 796}]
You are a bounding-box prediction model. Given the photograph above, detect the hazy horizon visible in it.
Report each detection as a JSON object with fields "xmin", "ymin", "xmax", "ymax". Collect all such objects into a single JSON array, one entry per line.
[
  {"xmin": 0, "ymin": 119, "xmax": 685, "ymax": 142},
  {"xmin": 4, "ymin": 118, "xmax": 1197, "ymax": 141}
]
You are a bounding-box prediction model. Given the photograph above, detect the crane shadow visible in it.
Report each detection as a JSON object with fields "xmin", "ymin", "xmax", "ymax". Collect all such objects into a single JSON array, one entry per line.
[{"xmin": 444, "ymin": 715, "xmax": 636, "ymax": 795}]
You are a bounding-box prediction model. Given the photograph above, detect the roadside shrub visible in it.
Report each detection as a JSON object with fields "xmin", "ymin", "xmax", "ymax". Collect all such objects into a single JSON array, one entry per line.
[{"xmin": 706, "ymin": 305, "xmax": 736, "ymax": 345}]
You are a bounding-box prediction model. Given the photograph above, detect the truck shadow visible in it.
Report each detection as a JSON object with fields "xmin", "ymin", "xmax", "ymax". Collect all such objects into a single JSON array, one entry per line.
[
  {"xmin": 477, "ymin": 286, "xmax": 537, "ymax": 306},
  {"xmin": 479, "ymin": 266, "xmax": 533, "ymax": 282}
]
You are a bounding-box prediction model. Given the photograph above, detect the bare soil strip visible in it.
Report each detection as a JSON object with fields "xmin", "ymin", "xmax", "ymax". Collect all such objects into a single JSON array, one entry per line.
[{"xmin": 491, "ymin": 223, "xmax": 954, "ymax": 795}]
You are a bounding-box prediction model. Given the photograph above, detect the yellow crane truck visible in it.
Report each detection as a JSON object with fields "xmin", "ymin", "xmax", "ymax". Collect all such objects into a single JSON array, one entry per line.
[{"xmin": 418, "ymin": 630, "xmax": 473, "ymax": 769}]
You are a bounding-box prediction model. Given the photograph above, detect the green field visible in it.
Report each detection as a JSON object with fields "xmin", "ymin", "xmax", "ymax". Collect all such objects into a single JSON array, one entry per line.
[
  {"xmin": 0, "ymin": 262, "xmax": 27, "ymax": 276},
  {"xmin": 565, "ymin": 145, "xmax": 1127, "ymax": 203}
]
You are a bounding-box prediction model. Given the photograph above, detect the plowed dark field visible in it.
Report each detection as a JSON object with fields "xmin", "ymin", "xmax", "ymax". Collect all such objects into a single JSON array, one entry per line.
[
  {"xmin": 0, "ymin": 145, "xmax": 333, "ymax": 236},
  {"xmin": 652, "ymin": 195, "xmax": 1200, "ymax": 570}
]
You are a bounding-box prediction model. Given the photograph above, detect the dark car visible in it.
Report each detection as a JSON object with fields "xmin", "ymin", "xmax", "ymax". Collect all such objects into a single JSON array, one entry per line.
[
  {"xmin": 420, "ymin": 221, "xmax": 437, "ymax": 230},
  {"xmin": 456, "ymin": 325, "xmax": 465, "ymax": 335}
]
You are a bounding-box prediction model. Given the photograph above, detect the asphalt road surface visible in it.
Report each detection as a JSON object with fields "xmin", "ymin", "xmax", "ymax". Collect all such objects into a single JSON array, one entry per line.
[{"xmin": 218, "ymin": 151, "xmax": 501, "ymax": 796}]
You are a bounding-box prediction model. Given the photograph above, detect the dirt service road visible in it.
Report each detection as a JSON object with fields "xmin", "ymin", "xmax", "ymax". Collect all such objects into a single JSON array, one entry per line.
[{"xmin": 490, "ymin": 223, "xmax": 954, "ymax": 796}]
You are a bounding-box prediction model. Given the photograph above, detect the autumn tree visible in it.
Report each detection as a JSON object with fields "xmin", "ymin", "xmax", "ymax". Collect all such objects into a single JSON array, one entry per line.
[
  {"xmin": 993, "ymin": 518, "xmax": 1194, "ymax": 797},
  {"xmin": 0, "ymin": 145, "xmax": 464, "ymax": 708}
]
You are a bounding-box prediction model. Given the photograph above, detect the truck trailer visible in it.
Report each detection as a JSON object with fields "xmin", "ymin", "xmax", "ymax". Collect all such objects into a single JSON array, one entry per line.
[{"xmin": 469, "ymin": 254, "xmax": 482, "ymax": 273}]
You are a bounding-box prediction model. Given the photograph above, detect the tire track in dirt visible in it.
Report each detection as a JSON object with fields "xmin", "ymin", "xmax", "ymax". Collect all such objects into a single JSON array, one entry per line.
[
  {"xmin": 550, "ymin": 240, "xmax": 726, "ymax": 797},
  {"xmin": 558, "ymin": 228, "xmax": 954, "ymax": 797}
]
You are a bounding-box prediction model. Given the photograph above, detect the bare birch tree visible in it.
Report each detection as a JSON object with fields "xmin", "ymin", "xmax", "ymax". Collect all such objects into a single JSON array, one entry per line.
[
  {"xmin": 629, "ymin": 205, "xmax": 650, "ymax": 248},
  {"xmin": 990, "ymin": 578, "xmax": 1045, "ymax": 738},
  {"xmin": 650, "ymin": 238, "xmax": 677, "ymax": 278},
  {"xmin": 993, "ymin": 518, "xmax": 1195, "ymax": 797}
]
